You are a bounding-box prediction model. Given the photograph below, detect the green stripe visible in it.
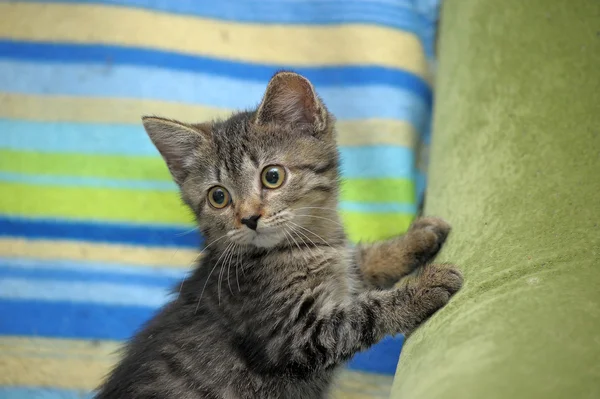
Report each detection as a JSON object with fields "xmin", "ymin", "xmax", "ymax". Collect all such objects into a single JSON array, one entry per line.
[
  {"xmin": 0, "ymin": 150, "xmax": 171, "ymax": 181},
  {"xmin": 341, "ymin": 211, "xmax": 414, "ymax": 243},
  {"xmin": 0, "ymin": 181, "xmax": 413, "ymax": 239},
  {"xmin": 0, "ymin": 182, "xmax": 192, "ymax": 225},
  {"xmin": 340, "ymin": 178, "xmax": 415, "ymax": 203},
  {"xmin": 0, "ymin": 151, "xmax": 415, "ymax": 205},
  {"xmin": 0, "ymin": 150, "xmax": 415, "ymax": 204}
]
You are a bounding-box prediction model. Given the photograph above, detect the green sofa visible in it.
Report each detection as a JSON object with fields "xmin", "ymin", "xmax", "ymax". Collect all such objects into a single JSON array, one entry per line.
[{"xmin": 390, "ymin": 0, "xmax": 600, "ymax": 398}]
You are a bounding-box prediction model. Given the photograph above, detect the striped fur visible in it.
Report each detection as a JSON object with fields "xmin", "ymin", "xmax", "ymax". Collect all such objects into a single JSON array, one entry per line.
[{"xmin": 94, "ymin": 72, "xmax": 462, "ymax": 399}]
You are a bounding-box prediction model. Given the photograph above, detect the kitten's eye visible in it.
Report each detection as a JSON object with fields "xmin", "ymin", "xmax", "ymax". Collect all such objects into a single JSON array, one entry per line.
[
  {"xmin": 207, "ymin": 186, "xmax": 231, "ymax": 209},
  {"xmin": 261, "ymin": 165, "xmax": 286, "ymax": 189}
]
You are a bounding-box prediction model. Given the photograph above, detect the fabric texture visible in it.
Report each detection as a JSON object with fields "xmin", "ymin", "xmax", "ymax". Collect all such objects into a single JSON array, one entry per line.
[
  {"xmin": 0, "ymin": 1, "xmax": 440, "ymax": 397},
  {"xmin": 390, "ymin": 0, "xmax": 600, "ymax": 398}
]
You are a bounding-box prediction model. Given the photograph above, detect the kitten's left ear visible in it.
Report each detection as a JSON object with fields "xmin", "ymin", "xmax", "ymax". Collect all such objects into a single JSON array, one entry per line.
[
  {"xmin": 255, "ymin": 71, "xmax": 329, "ymax": 132},
  {"xmin": 142, "ymin": 116, "xmax": 210, "ymax": 186}
]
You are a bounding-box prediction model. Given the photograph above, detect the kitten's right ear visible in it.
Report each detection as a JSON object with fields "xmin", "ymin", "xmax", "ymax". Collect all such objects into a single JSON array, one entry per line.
[
  {"xmin": 255, "ymin": 71, "xmax": 328, "ymax": 132},
  {"xmin": 142, "ymin": 116, "xmax": 209, "ymax": 186}
]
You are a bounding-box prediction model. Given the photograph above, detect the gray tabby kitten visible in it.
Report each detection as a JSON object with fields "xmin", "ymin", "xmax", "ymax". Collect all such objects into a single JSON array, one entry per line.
[{"xmin": 94, "ymin": 71, "xmax": 463, "ymax": 399}]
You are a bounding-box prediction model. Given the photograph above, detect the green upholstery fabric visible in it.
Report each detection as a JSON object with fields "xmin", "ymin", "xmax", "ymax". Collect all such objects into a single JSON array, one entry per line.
[{"xmin": 390, "ymin": 1, "xmax": 600, "ymax": 398}]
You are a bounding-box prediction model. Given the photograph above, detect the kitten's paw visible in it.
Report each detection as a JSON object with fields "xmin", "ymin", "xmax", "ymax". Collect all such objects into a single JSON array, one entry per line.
[
  {"xmin": 413, "ymin": 263, "xmax": 463, "ymax": 313},
  {"xmin": 392, "ymin": 264, "xmax": 462, "ymax": 336},
  {"xmin": 409, "ymin": 217, "xmax": 451, "ymax": 245},
  {"xmin": 418, "ymin": 263, "xmax": 462, "ymax": 294},
  {"xmin": 406, "ymin": 217, "xmax": 451, "ymax": 265}
]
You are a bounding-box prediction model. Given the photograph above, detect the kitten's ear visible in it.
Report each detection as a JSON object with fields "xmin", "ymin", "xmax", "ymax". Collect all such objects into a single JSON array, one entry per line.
[
  {"xmin": 142, "ymin": 116, "xmax": 209, "ymax": 186},
  {"xmin": 255, "ymin": 71, "xmax": 328, "ymax": 131}
]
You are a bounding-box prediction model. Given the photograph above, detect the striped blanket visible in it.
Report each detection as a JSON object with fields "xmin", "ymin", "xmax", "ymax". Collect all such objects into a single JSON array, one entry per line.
[{"xmin": 0, "ymin": 1, "xmax": 439, "ymax": 398}]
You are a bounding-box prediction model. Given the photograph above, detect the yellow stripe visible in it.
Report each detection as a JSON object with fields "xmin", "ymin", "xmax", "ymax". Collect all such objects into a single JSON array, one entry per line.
[
  {"xmin": 0, "ymin": 238, "xmax": 198, "ymax": 268},
  {"xmin": 0, "ymin": 93, "xmax": 416, "ymax": 148},
  {"xmin": 0, "ymin": 337, "xmax": 391, "ymax": 396},
  {"xmin": 333, "ymin": 370, "xmax": 394, "ymax": 399},
  {"xmin": 0, "ymin": 337, "xmax": 121, "ymax": 358},
  {"xmin": 0, "ymin": 93, "xmax": 229, "ymax": 124},
  {"xmin": 0, "ymin": 338, "xmax": 118, "ymax": 390},
  {"xmin": 0, "ymin": 3, "xmax": 428, "ymax": 76},
  {"xmin": 0, "ymin": 356, "xmax": 108, "ymax": 389},
  {"xmin": 0, "ymin": 339, "xmax": 116, "ymax": 390},
  {"xmin": 338, "ymin": 120, "xmax": 416, "ymax": 148}
]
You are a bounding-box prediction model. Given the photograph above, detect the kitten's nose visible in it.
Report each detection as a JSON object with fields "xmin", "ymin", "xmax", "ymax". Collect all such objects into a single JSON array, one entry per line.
[{"xmin": 241, "ymin": 214, "xmax": 261, "ymax": 231}]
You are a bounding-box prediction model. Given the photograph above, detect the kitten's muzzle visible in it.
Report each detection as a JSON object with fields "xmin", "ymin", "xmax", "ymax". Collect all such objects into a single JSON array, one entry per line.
[{"xmin": 241, "ymin": 214, "xmax": 261, "ymax": 231}]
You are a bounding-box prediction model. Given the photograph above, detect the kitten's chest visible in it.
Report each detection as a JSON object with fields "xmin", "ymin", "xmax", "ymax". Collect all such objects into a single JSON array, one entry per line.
[
  {"xmin": 226, "ymin": 249, "xmax": 354, "ymax": 312},
  {"xmin": 289, "ymin": 253, "xmax": 357, "ymax": 304}
]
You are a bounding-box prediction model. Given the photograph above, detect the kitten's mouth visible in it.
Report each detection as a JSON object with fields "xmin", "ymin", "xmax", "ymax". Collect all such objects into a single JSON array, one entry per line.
[
  {"xmin": 246, "ymin": 228, "xmax": 283, "ymax": 249},
  {"xmin": 229, "ymin": 223, "xmax": 286, "ymax": 249}
]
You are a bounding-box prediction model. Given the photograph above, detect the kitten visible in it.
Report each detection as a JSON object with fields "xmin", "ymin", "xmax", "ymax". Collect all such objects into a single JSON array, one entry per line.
[{"xmin": 94, "ymin": 71, "xmax": 463, "ymax": 399}]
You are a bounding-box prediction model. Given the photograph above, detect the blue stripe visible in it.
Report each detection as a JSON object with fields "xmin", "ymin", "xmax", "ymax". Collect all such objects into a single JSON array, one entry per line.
[
  {"xmin": 0, "ymin": 257, "xmax": 186, "ymax": 287},
  {"xmin": 0, "ymin": 299, "xmax": 402, "ymax": 374},
  {"xmin": 340, "ymin": 146, "xmax": 414, "ymax": 179},
  {"xmin": 0, "ymin": 40, "xmax": 432, "ymax": 104},
  {"xmin": 339, "ymin": 201, "xmax": 416, "ymax": 214},
  {"xmin": 0, "ymin": 171, "xmax": 177, "ymax": 192},
  {"xmin": 0, "ymin": 299, "xmax": 154, "ymax": 340},
  {"xmin": 0, "ymin": 120, "xmax": 158, "ymax": 156},
  {"xmin": 347, "ymin": 334, "xmax": 404, "ymax": 375},
  {"xmin": 0, "ymin": 120, "xmax": 415, "ymax": 179},
  {"xmin": 0, "ymin": 215, "xmax": 201, "ymax": 248},
  {"xmin": 0, "ymin": 256, "xmax": 186, "ymax": 278},
  {"xmin": 0, "ymin": 277, "xmax": 172, "ymax": 307},
  {"xmin": 0, "ymin": 61, "xmax": 430, "ymax": 126},
  {"xmin": 3, "ymin": 0, "xmax": 431, "ymax": 35},
  {"xmin": 0, "ymin": 387, "xmax": 93, "ymax": 399}
]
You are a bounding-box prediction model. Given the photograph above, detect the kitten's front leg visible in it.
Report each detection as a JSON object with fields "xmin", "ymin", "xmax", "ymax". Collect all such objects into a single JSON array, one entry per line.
[
  {"xmin": 360, "ymin": 263, "xmax": 463, "ymax": 339},
  {"xmin": 394, "ymin": 263, "xmax": 463, "ymax": 336},
  {"xmin": 355, "ymin": 217, "xmax": 451, "ymax": 289},
  {"xmin": 267, "ymin": 264, "xmax": 463, "ymax": 374}
]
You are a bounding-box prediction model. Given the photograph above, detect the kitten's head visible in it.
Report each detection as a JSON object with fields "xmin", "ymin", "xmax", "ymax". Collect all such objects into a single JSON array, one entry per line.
[{"xmin": 143, "ymin": 72, "xmax": 341, "ymax": 250}]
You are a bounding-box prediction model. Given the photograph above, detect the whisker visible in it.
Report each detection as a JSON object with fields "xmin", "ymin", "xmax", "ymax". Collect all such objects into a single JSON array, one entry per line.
[
  {"xmin": 217, "ymin": 242, "xmax": 235, "ymax": 305},
  {"xmin": 287, "ymin": 226, "xmax": 317, "ymax": 261},
  {"xmin": 288, "ymin": 221, "xmax": 339, "ymax": 253},
  {"xmin": 198, "ymin": 233, "xmax": 231, "ymax": 257},
  {"xmin": 180, "ymin": 232, "xmax": 230, "ymax": 297},
  {"xmin": 235, "ymin": 244, "xmax": 242, "ymax": 293},
  {"xmin": 179, "ymin": 234, "xmax": 227, "ymax": 294},
  {"xmin": 281, "ymin": 227, "xmax": 294, "ymax": 250},
  {"xmin": 195, "ymin": 241, "xmax": 231, "ymax": 313},
  {"xmin": 293, "ymin": 206, "xmax": 339, "ymax": 213},
  {"xmin": 291, "ymin": 226, "xmax": 317, "ymax": 248},
  {"xmin": 283, "ymin": 227, "xmax": 307, "ymax": 262},
  {"xmin": 289, "ymin": 226, "xmax": 318, "ymax": 260},
  {"xmin": 239, "ymin": 244, "xmax": 247, "ymax": 276},
  {"xmin": 170, "ymin": 247, "xmax": 181, "ymax": 264},
  {"xmin": 197, "ymin": 241, "xmax": 233, "ymax": 312},
  {"xmin": 175, "ymin": 226, "xmax": 200, "ymax": 237},
  {"xmin": 294, "ymin": 214, "xmax": 345, "ymax": 228},
  {"xmin": 226, "ymin": 243, "xmax": 237, "ymax": 295}
]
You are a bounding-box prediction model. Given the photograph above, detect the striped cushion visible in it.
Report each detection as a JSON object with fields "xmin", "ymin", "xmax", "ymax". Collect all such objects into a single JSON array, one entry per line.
[{"xmin": 0, "ymin": 1, "xmax": 439, "ymax": 397}]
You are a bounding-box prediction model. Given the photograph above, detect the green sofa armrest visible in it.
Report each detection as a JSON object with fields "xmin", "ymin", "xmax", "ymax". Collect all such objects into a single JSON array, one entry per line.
[{"xmin": 390, "ymin": 1, "xmax": 600, "ymax": 398}]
